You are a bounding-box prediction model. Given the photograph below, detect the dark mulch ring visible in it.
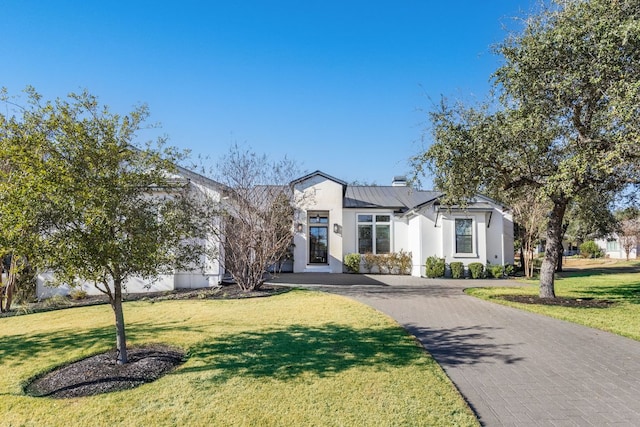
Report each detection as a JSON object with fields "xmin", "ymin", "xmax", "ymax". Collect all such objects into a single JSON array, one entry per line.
[
  {"xmin": 1, "ymin": 283, "xmax": 290, "ymax": 318},
  {"xmin": 24, "ymin": 344, "xmax": 186, "ymax": 399},
  {"xmin": 498, "ymin": 294, "xmax": 616, "ymax": 308}
]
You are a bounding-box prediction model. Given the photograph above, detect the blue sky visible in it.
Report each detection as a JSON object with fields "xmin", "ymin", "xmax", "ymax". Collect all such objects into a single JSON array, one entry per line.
[{"xmin": 1, "ymin": 1, "xmax": 535, "ymax": 187}]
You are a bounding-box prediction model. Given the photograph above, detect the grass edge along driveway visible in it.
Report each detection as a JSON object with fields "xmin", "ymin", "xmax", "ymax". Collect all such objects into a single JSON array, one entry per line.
[
  {"xmin": 0, "ymin": 290, "xmax": 478, "ymax": 427},
  {"xmin": 466, "ymin": 264, "xmax": 640, "ymax": 342}
]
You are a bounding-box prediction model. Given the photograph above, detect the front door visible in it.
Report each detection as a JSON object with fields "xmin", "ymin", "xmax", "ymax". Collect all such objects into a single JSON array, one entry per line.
[{"xmin": 308, "ymin": 212, "xmax": 329, "ymax": 264}]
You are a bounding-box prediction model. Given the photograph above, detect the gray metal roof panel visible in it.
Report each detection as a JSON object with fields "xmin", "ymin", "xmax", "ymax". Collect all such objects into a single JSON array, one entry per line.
[{"xmin": 344, "ymin": 186, "xmax": 441, "ymax": 210}]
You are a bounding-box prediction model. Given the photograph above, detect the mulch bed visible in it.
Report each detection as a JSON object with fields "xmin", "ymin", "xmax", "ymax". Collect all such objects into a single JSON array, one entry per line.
[
  {"xmin": 1, "ymin": 283, "xmax": 289, "ymax": 318},
  {"xmin": 16, "ymin": 284, "xmax": 289, "ymax": 399},
  {"xmin": 498, "ymin": 294, "xmax": 616, "ymax": 308},
  {"xmin": 24, "ymin": 344, "xmax": 186, "ymax": 398}
]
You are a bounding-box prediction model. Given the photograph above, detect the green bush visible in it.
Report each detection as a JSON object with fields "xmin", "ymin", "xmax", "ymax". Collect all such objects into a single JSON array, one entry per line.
[
  {"xmin": 425, "ymin": 256, "xmax": 445, "ymax": 278},
  {"xmin": 468, "ymin": 262, "xmax": 485, "ymax": 279},
  {"xmin": 504, "ymin": 264, "xmax": 515, "ymax": 276},
  {"xmin": 450, "ymin": 262, "xmax": 465, "ymax": 279},
  {"xmin": 533, "ymin": 257, "xmax": 543, "ymax": 268},
  {"xmin": 488, "ymin": 264, "xmax": 504, "ymax": 279},
  {"xmin": 579, "ymin": 240, "xmax": 604, "ymax": 258},
  {"xmin": 344, "ymin": 253, "xmax": 361, "ymax": 273}
]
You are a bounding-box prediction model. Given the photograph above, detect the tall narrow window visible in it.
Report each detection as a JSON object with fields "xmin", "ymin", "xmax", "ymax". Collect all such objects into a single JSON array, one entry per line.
[
  {"xmin": 455, "ymin": 218, "xmax": 473, "ymax": 254},
  {"xmin": 358, "ymin": 214, "xmax": 391, "ymax": 254},
  {"xmin": 308, "ymin": 212, "xmax": 329, "ymax": 263}
]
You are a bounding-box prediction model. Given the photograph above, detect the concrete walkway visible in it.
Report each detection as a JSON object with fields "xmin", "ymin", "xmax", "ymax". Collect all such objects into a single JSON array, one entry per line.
[{"xmin": 268, "ymin": 274, "xmax": 640, "ymax": 426}]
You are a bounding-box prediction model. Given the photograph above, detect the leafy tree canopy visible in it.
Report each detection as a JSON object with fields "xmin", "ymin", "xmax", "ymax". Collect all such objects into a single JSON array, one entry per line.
[
  {"xmin": 412, "ymin": 0, "xmax": 640, "ymax": 297},
  {"xmin": 0, "ymin": 87, "xmax": 214, "ymax": 363}
]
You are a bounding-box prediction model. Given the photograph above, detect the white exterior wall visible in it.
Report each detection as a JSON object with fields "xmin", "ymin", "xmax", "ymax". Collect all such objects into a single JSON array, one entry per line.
[
  {"xmin": 342, "ymin": 210, "xmax": 357, "ymax": 255},
  {"xmin": 393, "ymin": 216, "xmax": 409, "ymax": 254},
  {"xmin": 440, "ymin": 211, "xmax": 487, "ymax": 266},
  {"xmin": 407, "ymin": 215, "xmax": 423, "ymax": 276},
  {"xmin": 502, "ymin": 212, "xmax": 515, "ymax": 265},
  {"xmin": 293, "ymin": 176, "xmax": 344, "ymax": 273},
  {"xmin": 419, "ymin": 207, "xmax": 444, "ymax": 276},
  {"xmin": 595, "ymin": 237, "xmax": 639, "ymax": 260},
  {"xmin": 484, "ymin": 210, "xmax": 505, "ymax": 266}
]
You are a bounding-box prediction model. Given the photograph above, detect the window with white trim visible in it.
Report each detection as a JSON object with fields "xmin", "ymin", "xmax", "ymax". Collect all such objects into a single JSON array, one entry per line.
[
  {"xmin": 455, "ymin": 218, "xmax": 473, "ymax": 254},
  {"xmin": 607, "ymin": 239, "xmax": 618, "ymax": 251},
  {"xmin": 357, "ymin": 214, "xmax": 391, "ymax": 254}
]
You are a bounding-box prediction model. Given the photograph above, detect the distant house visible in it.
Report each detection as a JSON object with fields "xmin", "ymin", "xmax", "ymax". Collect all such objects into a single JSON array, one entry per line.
[
  {"xmin": 291, "ymin": 171, "xmax": 514, "ymax": 276},
  {"xmin": 595, "ymin": 235, "xmax": 639, "ymax": 260}
]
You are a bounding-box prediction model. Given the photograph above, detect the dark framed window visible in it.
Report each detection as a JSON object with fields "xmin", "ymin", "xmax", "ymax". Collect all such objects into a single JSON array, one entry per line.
[
  {"xmin": 455, "ymin": 218, "xmax": 473, "ymax": 254},
  {"xmin": 357, "ymin": 214, "xmax": 391, "ymax": 254}
]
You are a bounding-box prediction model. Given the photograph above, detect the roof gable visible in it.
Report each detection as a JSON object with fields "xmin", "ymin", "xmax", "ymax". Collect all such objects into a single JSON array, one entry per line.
[{"xmin": 290, "ymin": 170, "xmax": 347, "ymax": 187}]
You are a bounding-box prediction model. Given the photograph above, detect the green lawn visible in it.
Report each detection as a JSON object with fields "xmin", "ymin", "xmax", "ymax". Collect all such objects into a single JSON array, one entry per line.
[
  {"xmin": 466, "ymin": 263, "xmax": 640, "ymax": 341},
  {"xmin": 0, "ymin": 290, "xmax": 477, "ymax": 427}
]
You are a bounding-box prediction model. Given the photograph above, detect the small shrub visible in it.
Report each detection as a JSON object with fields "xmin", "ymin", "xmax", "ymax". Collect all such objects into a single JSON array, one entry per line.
[
  {"xmin": 579, "ymin": 241, "xmax": 604, "ymax": 258},
  {"xmin": 488, "ymin": 264, "xmax": 504, "ymax": 279},
  {"xmin": 373, "ymin": 254, "xmax": 386, "ymax": 274},
  {"xmin": 397, "ymin": 250, "xmax": 412, "ymax": 275},
  {"xmin": 344, "ymin": 253, "xmax": 361, "ymax": 273},
  {"xmin": 450, "ymin": 262, "xmax": 465, "ymax": 279},
  {"xmin": 362, "ymin": 253, "xmax": 376, "ymax": 273},
  {"xmin": 43, "ymin": 294, "xmax": 72, "ymax": 308},
  {"xmin": 384, "ymin": 253, "xmax": 398, "ymax": 274},
  {"xmin": 533, "ymin": 257, "xmax": 543, "ymax": 268},
  {"xmin": 425, "ymin": 256, "xmax": 445, "ymax": 278},
  {"xmin": 69, "ymin": 289, "xmax": 88, "ymax": 300},
  {"xmin": 504, "ymin": 264, "xmax": 515, "ymax": 276},
  {"xmin": 468, "ymin": 262, "xmax": 485, "ymax": 279}
]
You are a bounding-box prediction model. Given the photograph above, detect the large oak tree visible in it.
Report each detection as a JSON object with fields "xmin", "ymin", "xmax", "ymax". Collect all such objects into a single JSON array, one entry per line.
[{"xmin": 412, "ymin": 0, "xmax": 640, "ymax": 297}]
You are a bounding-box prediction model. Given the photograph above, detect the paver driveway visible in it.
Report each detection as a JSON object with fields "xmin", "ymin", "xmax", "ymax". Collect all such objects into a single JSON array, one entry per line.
[{"xmin": 268, "ymin": 274, "xmax": 640, "ymax": 426}]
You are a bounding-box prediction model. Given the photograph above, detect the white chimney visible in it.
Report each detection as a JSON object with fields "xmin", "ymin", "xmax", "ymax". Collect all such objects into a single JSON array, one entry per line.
[{"xmin": 392, "ymin": 176, "xmax": 407, "ymax": 187}]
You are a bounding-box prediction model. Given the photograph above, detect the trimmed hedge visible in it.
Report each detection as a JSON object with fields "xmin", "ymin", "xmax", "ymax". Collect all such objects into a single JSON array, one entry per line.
[
  {"xmin": 468, "ymin": 262, "xmax": 485, "ymax": 279},
  {"xmin": 344, "ymin": 253, "xmax": 361, "ymax": 273},
  {"xmin": 425, "ymin": 256, "xmax": 446, "ymax": 278},
  {"xmin": 450, "ymin": 262, "xmax": 465, "ymax": 279}
]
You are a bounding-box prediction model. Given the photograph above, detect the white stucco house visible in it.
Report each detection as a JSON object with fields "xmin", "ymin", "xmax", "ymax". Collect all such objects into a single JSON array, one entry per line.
[
  {"xmin": 291, "ymin": 171, "xmax": 514, "ymax": 277},
  {"xmin": 36, "ymin": 167, "xmax": 515, "ymax": 298}
]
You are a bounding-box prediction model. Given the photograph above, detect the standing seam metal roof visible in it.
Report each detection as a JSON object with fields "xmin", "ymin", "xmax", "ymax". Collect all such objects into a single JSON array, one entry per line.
[{"xmin": 344, "ymin": 186, "xmax": 441, "ymax": 210}]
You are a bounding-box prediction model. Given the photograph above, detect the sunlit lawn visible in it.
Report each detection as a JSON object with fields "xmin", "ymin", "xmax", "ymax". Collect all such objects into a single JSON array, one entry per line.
[
  {"xmin": 0, "ymin": 290, "xmax": 477, "ymax": 427},
  {"xmin": 466, "ymin": 261, "xmax": 640, "ymax": 341}
]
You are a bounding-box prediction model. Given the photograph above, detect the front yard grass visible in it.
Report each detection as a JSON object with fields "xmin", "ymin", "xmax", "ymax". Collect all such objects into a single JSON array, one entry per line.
[
  {"xmin": 0, "ymin": 290, "xmax": 477, "ymax": 427},
  {"xmin": 466, "ymin": 262, "xmax": 640, "ymax": 341}
]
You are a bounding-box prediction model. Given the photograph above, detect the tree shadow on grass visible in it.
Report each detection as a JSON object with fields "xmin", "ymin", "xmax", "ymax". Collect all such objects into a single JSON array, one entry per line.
[
  {"xmin": 558, "ymin": 263, "xmax": 640, "ymax": 278},
  {"xmin": 180, "ymin": 323, "xmax": 429, "ymax": 382},
  {"xmin": 0, "ymin": 321, "xmax": 204, "ymax": 368},
  {"xmin": 578, "ymin": 282, "xmax": 640, "ymax": 304},
  {"xmin": 403, "ymin": 324, "xmax": 525, "ymax": 367}
]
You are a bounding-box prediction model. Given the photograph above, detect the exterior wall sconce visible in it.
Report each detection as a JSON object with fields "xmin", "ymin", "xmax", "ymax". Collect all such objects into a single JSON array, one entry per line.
[
  {"xmin": 333, "ymin": 223, "xmax": 342, "ymax": 234},
  {"xmin": 296, "ymin": 223, "xmax": 304, "ymax": 233}
]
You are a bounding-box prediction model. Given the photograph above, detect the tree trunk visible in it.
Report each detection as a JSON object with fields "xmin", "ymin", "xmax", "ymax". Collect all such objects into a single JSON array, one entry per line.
[
  {"xmin": 556, "ymin": 246, "xmax": 564, "ymax": 272},
  {"xmin": 1, "ymin": 256, "xmax": 18, "ymax": 312},
  {"xmin": 519, "ymin": 245, "xmax": 525, "ymax": 271},
  {"xmin": 111, "ymin": 280, "xmax": 128, "ymax": 364},
  {"xmin": 539, "ymin": 200, "xmax": 567, "ymax": 298}
]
